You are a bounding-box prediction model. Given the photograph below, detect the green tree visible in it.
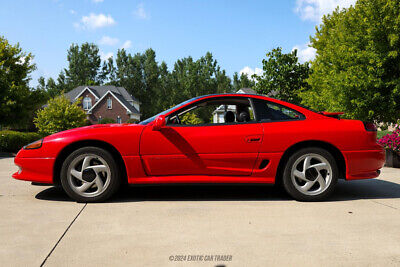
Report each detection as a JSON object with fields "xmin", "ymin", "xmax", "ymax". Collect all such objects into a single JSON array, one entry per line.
[
  {"xmin": 156, "ymin": 61, "xmax": 174, "ymax": 112},
  {"xmin": 0, "ymin": 36, "xmax": 47, "ymax": 128},
  {"xmin": 64, "ymin": 43, "xmax": 101, "ymax": 90},
  {"xmin": 37, "ymin": 76, "xmax": 62, "ymax": 99},
  {"xmin": 99, "ymin": 57, "xmax": 117, "ymax": 85},
  {"xmin": 34, "ymin": 95, "xmax": 86, "ymax": 136},
  {"xmin": 254, "ymin": 47, "xmax": 310, "ymax": 104},
  {"xmin": 115, "ymin": 48, "xmax": 159, "ymax": 118},
  {"xmin": 301, "ymin": 0, "xmax": 400, "ymax": 123},
  {"xmin": 170, "ymin": 52, "xmax": 231, "ymax": 104},
  {"xmin": 233, "ymin": 72, "xmax": 255, "ymax": 91}
]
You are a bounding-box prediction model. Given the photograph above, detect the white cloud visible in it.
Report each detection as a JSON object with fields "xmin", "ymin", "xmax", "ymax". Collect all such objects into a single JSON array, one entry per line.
[
  {"xmin": 17, "ymin": 56, "xmax": 26, "ymax": 65},
  {"xmin": 295, "ymin": 0, "xmax": 356, "ymax": 22},
  {"xmin": 92, "ymin": 0, "xmax": 104, "ymax": 2},
  {"xmin": 239, "ymin": 66, "xmax": 263, "ymax": 79},
  {"xmin": 100, "ymin": 51, "xmax": 113, "ymax": 61},
  {"xmin": 99, "ymin": 36, "xmax": 119, "ymax": 46},
  {"xmin": 69, "ymin": 9, "xmax": 76, "ymax": 15},
  {"xmin": 292, "ymin": 43, "xmax": 317, "ymax": 62},
  {"xmin": 134, "ymin": 3, "xmax": 149, "ymax": 20},
  {"xmin": 75, "ymin": 13, "xmax": 116, "ymax": 30},
  {"xmin": 121, "ymin": 40, "xmax": 132, "ymax": 49}
]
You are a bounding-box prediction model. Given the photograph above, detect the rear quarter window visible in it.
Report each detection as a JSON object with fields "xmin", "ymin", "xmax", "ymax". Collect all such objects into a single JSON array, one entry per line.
[{"xmin": 252, "ymin": 98, "xmax": 304, "ymax": 122}]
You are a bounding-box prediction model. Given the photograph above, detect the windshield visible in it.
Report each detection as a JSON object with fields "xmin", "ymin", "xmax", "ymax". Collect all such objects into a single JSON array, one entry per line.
[{"xmin": 138, "ymin": 96, "xmax": 201, "ymax": 125}]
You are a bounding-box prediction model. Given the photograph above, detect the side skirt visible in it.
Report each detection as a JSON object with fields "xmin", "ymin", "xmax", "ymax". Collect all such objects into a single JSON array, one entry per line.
[{"xmin": 128, "ymin": 175, "xmax": 275, "ymax": 184}]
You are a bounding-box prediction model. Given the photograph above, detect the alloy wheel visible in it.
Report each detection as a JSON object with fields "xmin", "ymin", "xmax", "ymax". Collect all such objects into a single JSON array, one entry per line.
[
  {"xmin": 290, "ymin": 153, "xmax": 332, "ymax": 196},
  {"xmin": 67, "ymin": 153, "xmax": 111, "ymax": 197}
]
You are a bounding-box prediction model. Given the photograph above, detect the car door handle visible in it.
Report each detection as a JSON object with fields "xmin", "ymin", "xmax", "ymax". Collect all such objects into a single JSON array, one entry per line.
[{"xmin": 246, "ymin": 135, "xmax": 262, "ymax": 143}]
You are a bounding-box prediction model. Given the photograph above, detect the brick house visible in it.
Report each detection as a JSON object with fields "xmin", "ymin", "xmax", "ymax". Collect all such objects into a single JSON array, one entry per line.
[{"xmin": 65, "ymin": 86, "xmax": 141, "ymax": 124}]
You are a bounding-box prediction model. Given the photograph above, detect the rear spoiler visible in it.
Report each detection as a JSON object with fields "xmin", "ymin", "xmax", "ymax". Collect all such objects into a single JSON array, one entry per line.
[{"xmin": 318, "ymin": 111, "xmax": 344, "ymax": 119}]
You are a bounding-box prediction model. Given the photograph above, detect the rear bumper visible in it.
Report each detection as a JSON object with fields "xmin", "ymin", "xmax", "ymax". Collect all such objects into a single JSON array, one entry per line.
[
  {"xmin": 343, "ymin": 149, "xmax": 385, "ymax": 180},
  {"xmin": 12, "ymin": 156, "xmax": 55, "ymax": 184}
]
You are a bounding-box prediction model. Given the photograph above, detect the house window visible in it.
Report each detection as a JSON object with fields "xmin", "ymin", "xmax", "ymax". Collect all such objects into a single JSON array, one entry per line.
[
  {"xmin": 83, "ymin": 97, "xmax": 92, "ymax": 110},
  {"xmin": 117, "ymin": 116, "xmax": 122, "ymax": 124},
  {"xmin": 107, "ymin": 97, "xmax": 112, "ymax": 109}
]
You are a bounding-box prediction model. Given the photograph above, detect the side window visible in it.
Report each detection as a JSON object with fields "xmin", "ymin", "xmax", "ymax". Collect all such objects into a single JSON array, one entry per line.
[
  {"xmin": 167, "ymin": 98, "xmax": 255, "ymax": 126},
  {"xmin": 252, "ymin": 98, "xmax": 304, "ymax": 122}
]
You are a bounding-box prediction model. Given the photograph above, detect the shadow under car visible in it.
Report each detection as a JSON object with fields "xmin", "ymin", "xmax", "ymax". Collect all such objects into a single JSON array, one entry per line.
[{"xmin": 35, "ymin": 178, "xmax": 400, "ymax": 203}]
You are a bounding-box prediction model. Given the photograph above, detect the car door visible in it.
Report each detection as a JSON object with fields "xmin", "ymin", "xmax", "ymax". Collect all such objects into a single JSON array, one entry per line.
[{"xmin": 139, "ymin": 97, "xmax": 263, "ymax": 176}]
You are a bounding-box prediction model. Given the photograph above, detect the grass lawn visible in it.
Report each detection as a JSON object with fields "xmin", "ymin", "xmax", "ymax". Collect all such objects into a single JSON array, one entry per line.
[{"xmin": 377, "ymin": 130, "xmax": 392, "ymax": 140}]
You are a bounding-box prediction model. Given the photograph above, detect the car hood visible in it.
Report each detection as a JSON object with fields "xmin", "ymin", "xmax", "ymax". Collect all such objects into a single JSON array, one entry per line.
[{"xmin": 44, "ymin": 123, "xmax": 143, "ymax": 140}]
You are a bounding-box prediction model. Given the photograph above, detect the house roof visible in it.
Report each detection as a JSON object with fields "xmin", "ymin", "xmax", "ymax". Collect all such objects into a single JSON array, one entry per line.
[
  {"xmin": 237, "ymin": 88, "xmax": 257, "ymax": 94},
  {"xmin": 65, "ymin": 85, "xmax": 139, "ymax": 103},
  {"xmin": 87, "ymin": 90, "xmax": 141, "ymax": 115},
  {"xmin": 112, "ymin": 92, "xmax": 141, "ymax": 114}
]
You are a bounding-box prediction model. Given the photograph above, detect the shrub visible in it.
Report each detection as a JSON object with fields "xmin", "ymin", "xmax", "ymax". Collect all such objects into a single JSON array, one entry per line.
[
  {"xmin": 98, "ymin": 117, "xmax": 115, "ymax": 124},
  {"xmin": 378, "ymin": 123, "xmax": 400, "ymax": 153},
  {"xmin": 181, "ymin": 112, "xmax": 203, "ymax": 125},
  {"xmin": 0, "ymin": 131, "xmax": 41, "ymax": 152},
  {"xmin": 378, "ymin": 129, "xmax": 400, "ymax": 153},
  {"xmin": 34, "ymin": 95, "xmax": 87, "ymax": 136}
]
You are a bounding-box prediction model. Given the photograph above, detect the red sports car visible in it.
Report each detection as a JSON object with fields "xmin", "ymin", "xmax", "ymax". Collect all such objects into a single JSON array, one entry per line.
[{"xmin": 13, "ymin": 94, "xmax": 385, "ymax": 202}]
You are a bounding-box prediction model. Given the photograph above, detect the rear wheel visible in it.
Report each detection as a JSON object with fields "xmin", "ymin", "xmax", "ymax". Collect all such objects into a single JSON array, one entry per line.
[
  {"xmin": 282, "ymin": 147, "xmax": 338, "ymax": 201},
  {"xmin": 60, "ymin": 147, "xmax": 121, "ymax": 202}
]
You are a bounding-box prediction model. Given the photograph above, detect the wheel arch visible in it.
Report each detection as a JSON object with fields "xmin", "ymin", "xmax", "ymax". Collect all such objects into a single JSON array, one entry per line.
[
  {"xmin": 53, "ymin": 139, "xmax": 128, "ymax": 185},
  {"xmin": 275, "ymin": 140, "xmax": 346, "ymax": 184}
]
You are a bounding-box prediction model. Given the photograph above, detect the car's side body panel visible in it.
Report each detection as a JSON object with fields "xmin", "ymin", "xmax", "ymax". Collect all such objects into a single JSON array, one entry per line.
[
  {"xmin": 140, "ymin": 123, "xmax": 263, "ymax": 176},
  {"xmin": 12, "ymin": 94, "xmax": 385, "ymax": 186}
]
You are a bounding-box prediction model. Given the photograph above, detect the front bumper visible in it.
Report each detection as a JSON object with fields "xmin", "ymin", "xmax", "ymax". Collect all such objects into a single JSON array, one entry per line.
[
  {"xmin": 343, "ymin": 149, "xmax": 385, "ymax": 180},
  {"xmin": 12, "ymin": 156, "xmax": 55, "ymax": 184}
]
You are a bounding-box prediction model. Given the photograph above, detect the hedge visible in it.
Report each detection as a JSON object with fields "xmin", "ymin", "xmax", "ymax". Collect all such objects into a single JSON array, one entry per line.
[
  {"xmin": 98, "ymin": 117, "xmax": 115, "ymax": 124},
  {"xmin": 126, "ymin": 118, "xmax": 138, "ymax": 124},
  {"xmin": 0, "ymin": 131, "xmax": 42, "ymax": 153}
]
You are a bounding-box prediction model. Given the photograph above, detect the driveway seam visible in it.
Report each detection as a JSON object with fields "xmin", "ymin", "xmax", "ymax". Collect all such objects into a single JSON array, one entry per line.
[
  {"xmin": 40, "ymin": 203, "xmax": 87, "ymax": 267},
  {"xmin": 370, "ymin": 199, "xmax": 398, "ymax": 210}
]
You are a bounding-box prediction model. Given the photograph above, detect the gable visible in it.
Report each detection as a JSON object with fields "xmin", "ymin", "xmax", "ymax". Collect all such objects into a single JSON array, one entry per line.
[
  {"xmin": 74, "ymin": 87, "xmax": 100, "ymax": 100},
  {"xmin": 87, "ymin": 90, "xmax": 140, "ymax": 115},
  {"xmin": 89, "ymin": 93, "xmax": 123, "ymax": 113}
]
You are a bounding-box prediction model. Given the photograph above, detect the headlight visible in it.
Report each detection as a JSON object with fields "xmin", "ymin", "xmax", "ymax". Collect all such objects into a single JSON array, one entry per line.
[{"xmin": 24, "ymin": 139, "xmax": 43, "ymax": 150}]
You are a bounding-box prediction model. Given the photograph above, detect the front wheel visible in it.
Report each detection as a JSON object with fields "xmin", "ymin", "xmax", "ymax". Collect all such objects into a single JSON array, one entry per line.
[
  {"xmin": 282, "ymin": 147, "xmax": 338, "ymax": 201},
  {"xmin": 60, "ymin": 147, "xmax": 121, "ymax": 202}
]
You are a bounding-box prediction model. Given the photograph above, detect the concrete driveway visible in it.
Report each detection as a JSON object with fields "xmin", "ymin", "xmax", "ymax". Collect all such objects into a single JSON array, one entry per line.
[{"xmin": 1, "ymin": 157, "xmax": 399, "ymax": 267}]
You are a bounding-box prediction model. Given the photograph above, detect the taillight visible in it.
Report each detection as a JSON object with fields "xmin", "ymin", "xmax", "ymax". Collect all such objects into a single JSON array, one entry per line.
[{"xmin": 363, "ymin": 122, "xmax": 377, "ymax": 131}]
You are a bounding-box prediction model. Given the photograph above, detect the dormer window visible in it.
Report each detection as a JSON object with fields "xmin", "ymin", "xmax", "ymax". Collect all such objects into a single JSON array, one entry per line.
[
  {"xmin": 107, "ymin": 97, "xmax": 112, "ymax": 109},
  {"xmin": 83, "ymin": 97, "xmax": 92, "ymax": 110}
]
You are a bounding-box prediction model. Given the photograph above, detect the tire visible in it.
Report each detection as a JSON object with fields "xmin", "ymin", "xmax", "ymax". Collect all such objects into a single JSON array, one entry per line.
[
  {"xmin": 282, "ymin": 147, "xmax": 338, "ymax": 201},
  {"xmin": 60, "ymin": 146, "xmax": 121, "ymax": 202}
]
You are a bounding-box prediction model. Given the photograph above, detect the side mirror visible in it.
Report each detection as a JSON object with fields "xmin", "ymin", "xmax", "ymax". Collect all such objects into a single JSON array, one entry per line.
[{"xmin": 152, "ymin": 115, "xmax": 166, "ymax": 131}]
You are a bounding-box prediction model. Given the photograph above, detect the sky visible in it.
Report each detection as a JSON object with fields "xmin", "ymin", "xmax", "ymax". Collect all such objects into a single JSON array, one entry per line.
[{"xmin": 0, "ymin": 0, "xmax": 356, "ymax": 86}]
